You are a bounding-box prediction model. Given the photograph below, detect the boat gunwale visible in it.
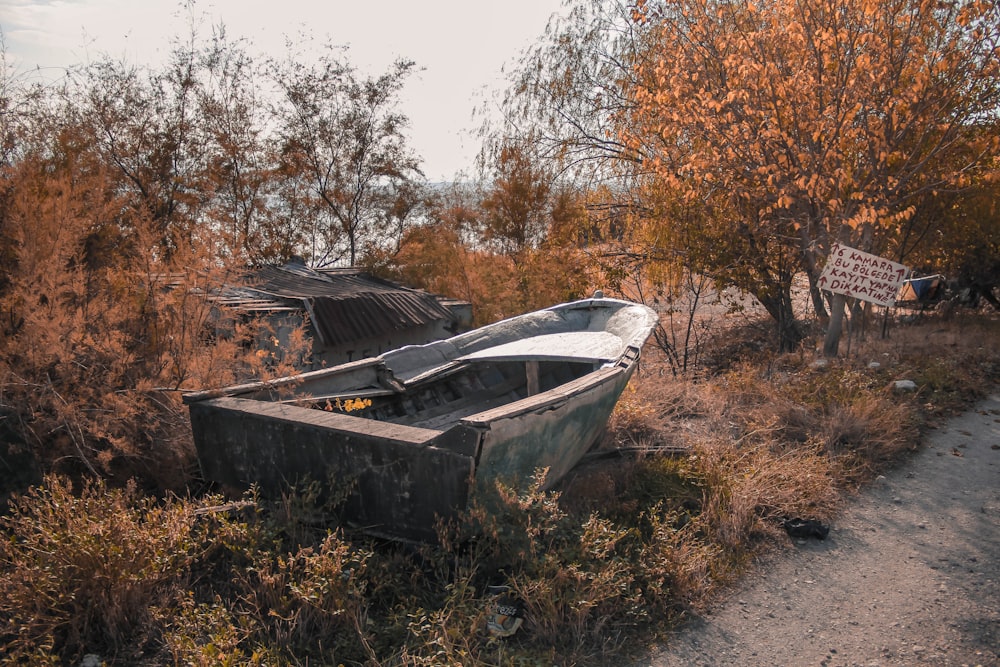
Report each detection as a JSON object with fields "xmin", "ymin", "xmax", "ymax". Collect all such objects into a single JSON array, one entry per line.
[
  {"xmin": 459, "ymin": 361, "xmax": 631, "ymax": 426},
  {"xmin": 196, "ymin": 395, "xmax": 448, "ymax": 444},
  {"xmin": 183, "ymin": 298, "xmax": 658, "ymax": 407},
  {"xmin": 182, "ymin": 357, "xmax": 384, "ymax": 404},
  {"xmin": 195, "ymin": 352, "xmax": 635, "ymax": 437}
]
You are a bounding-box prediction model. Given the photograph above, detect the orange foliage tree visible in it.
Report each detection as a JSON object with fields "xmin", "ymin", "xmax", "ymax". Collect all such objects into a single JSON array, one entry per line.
[
  {"xmin": 0, "ymin": 24, "xmax": 433, "ymax": 491},
  {"xmin": 0, "ymin": 113, "xmax": 229, "ymax": 487},
  {"xmin": 622, "ymin": 0, "xmax": 1000, "ymax": 352},
  {"xmin": 369, "ymin": 175, "xmax": 594, "ymax": 327},
  {"xmin": 0, "ymin": 38, "xmax": 311, "ymax": 491},
  {"xmin": 367, "ymin": 182, "xmax": 479, "ymax": 303},
  {"xmin": 907, "ymin": 172, "xmax": 1000, "ymax": 308},
  {"xmin": 479, "ymin": 141, "xmax": 553, "ymax": 257}
]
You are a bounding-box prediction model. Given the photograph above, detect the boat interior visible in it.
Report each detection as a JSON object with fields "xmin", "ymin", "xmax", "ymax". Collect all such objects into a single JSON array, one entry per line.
[{"xmin": 292, "ymin": 358, "xmax": 598, "ymax": 430}]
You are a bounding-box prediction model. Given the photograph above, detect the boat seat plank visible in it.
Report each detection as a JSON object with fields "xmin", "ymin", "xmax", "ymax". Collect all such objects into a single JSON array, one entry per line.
[
  {"xmin": 204, "ymin": 396, "xmax": 444, "ymax": 444},
  {"xmin": 407, "ymin": 390, "xmax": 523, "ymax": 430},
  {"xmin": 390, "ymin": 374, "xmax": 526, "ymax": 429}
]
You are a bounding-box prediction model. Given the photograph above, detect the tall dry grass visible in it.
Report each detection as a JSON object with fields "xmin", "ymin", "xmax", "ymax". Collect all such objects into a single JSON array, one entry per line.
[
  {"xmin": 565, "ymin": 310, "xmax": 998, "ymax": 604},
  {"xmin": 0, "ymin": 311, "xmax": 997, "ymax": 666}
]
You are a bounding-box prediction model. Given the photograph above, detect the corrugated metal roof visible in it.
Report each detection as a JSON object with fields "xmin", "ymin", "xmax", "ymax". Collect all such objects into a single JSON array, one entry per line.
[
  {"xmin": 215, "ymin": 263, "xmax": 459, "ymax": 347},
  {"xmin": 307, "ymin": 291, "xmax": 453, "ymax": 347}
]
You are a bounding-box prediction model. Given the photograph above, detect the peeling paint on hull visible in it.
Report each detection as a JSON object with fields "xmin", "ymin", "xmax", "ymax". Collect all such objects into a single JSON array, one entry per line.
[{"xmin": 184, "ymin": 297, "xmax": 658, "ymax": 542}]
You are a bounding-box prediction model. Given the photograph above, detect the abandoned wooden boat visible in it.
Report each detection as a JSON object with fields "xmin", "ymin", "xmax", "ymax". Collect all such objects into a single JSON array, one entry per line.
[{"xmin": 184, "ymin": 295, "xmax": 659, "ymax": 541}]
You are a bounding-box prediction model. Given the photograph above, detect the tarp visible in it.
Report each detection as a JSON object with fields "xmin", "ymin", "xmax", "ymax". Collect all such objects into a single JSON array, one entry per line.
[{"xmin": 898, "ymin": 275, "xmax": 944, "ymax": 303}]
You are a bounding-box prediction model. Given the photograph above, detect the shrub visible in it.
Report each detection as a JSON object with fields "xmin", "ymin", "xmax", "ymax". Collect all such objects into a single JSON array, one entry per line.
[
  {"xmin": 0, "ymin": 476, "xmax": 242, "ymax": 664},
  {"xmin": 448, "ymin": 471, "xmax": 698, "ymax": 661},
  {"xmin": 230, "ymin": 530, "xmax": 380, "ymax": 663}
]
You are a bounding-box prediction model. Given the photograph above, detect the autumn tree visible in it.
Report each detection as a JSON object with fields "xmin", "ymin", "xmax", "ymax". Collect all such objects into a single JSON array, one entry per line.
[
  {"xmin": 910, "ymin": 174, "xmax": 1000, "ymax": 309},
  {"xmin": 197, "ymin": 28, "xmax": 292, "ymax": 264},
  {"xmin": 622, "ymin": 0, "xmax": 1000, "ymax": 352},
  {"xmin": 518, "ymin": 207, "xmax": 594, "ymax": 310},
  {"xmin": 500, "ymin": 0, "xmax": 1000, "ymax": 353},
  {"xmin": 497, "ymin": 0, "xmax": 646, "ymax": 176},
  {"xmin": 80, "ymin": 49, "xmax": 211, "ymax": 257},
  {"xmin": 495, "ymin": 0, "xmax": 735, "ymax": 366},
  {"xmin": 479, "ymin": 140, "xmax": 553, "ymax": 256},
  {"xmin": 0, "ymin": 30, "xmax": 311, "ymax": 490},
  {"xmin": 371, "ymin": 173, "xmax": 594, "ymax": 327},
  {"xmin": 0, "ymin": 46, "xmax": 24, "ymax": 301},
  {"xmin": 77, "ymin": 27, "xmax": 291, "ymax": 264},
  {"xmin": 0, "ymin": 94, "xmax": 227, "ymax": 485},
  {"xmin": 270, "ymin": 45, "xmax": 423, "ymax": 266},
  {"xmin": 369, "ymin": 182, "xmax": 479, "ymax": 302}
]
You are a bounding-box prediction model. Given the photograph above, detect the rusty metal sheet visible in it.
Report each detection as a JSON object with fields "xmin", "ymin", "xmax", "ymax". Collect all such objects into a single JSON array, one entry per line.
[
  {"xmin": 307, "ymin": 291, "xmax": 452, "ymax": 347},
  {"xmin": 206, "ymin": 262, "xmax": 462, "ymax": 350}
]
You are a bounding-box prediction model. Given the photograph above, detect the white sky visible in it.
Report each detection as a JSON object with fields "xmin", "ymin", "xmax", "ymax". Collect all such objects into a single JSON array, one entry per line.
[{"xmin": 0, "ymin": 0, "xmax": 566, "ymax": 181}]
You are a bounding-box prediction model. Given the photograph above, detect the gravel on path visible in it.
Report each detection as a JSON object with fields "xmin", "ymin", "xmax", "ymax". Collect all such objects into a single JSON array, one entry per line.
[{"xmin": 637, "ymin": 392, "xmax": 1000, "ymax": 667}]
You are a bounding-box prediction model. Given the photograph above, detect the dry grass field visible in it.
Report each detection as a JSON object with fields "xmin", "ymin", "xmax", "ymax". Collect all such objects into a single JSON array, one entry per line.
[{"xmin": 1, "ymin": 309, "xmax": 997, "ymax": 666}]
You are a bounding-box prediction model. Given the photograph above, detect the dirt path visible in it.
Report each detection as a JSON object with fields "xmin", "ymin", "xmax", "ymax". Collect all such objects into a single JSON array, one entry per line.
[{"xmin": 636, "ymin": 393, "xmax": 1000, "ymax": 667}]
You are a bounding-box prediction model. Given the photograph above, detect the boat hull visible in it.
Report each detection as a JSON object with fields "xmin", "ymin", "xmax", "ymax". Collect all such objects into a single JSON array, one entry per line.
[{"xmin": 189, "ymin": 397, "xmax": 479, "ymax": 541}]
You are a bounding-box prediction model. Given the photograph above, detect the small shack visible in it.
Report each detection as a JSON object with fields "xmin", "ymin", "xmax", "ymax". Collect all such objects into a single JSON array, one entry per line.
[{"xmin": 210, "ymin": 259, "xmax": 472, "ymax": 368}]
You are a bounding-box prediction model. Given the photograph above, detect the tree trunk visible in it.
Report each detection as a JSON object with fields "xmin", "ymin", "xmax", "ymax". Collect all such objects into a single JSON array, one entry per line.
[
  {"xmin": 800, "ymin": 241, "xmax": 829, "ymax": 322},
  {"xmin": 823, "ymin": 292, "xmax": 847, "ymax": 356},
  {"xmin": 757, "ymin": 286, "xmax": 803, "ymax": 352},
  {"xmin": 807, "ymin": 271, "xmax": 829, "ymax": 322}
]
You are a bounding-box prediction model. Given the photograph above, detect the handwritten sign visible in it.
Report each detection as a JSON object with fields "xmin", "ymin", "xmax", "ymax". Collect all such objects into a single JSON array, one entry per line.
[{"xmin": 818, "ymin": 243, "xmax": 909, "ymax": 307}]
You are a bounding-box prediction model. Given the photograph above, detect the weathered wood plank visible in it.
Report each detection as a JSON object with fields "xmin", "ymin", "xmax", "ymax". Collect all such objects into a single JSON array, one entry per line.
[{"xmin": 205, "ymin": 396, "xmax": 443, "ymax": 444}]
